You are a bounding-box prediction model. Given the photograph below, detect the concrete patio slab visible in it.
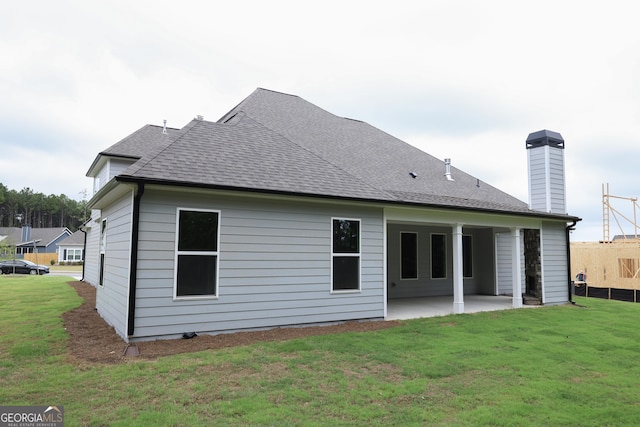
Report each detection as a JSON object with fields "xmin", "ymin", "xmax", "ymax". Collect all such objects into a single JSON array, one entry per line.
[{"xmin": 386, "ymin": 295, "xmax": 523, "ymax": 320}]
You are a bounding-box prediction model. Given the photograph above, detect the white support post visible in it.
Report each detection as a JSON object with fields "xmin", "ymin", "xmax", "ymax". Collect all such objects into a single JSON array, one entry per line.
[
  {"xmin": 511, "ymin": 227, "xmax": 523, "ymax": 308},
  {"xmin": 452, "ymin": 223, "xmax": 464, "ymax": 314}
]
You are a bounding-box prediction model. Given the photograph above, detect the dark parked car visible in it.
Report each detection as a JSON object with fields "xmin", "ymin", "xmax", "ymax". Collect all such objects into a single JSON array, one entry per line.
[{"xmin": 0, "ymin": 260, "xmax": 50, "ymax": 275}]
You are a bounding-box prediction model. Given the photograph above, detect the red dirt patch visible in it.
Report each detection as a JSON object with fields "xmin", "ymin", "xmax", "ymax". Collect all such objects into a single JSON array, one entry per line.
[{"xmin": 63, "ymin": 281, "xmax": 400, "ymax": 364}]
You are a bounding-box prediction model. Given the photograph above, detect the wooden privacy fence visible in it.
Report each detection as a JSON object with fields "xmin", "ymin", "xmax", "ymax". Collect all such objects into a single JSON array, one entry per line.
[{"xmin": 24, "ymin": 253, "xmax": 58, "ymax": 266}]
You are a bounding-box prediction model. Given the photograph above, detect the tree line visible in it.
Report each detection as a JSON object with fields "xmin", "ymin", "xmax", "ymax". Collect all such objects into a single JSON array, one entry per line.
[{"xmin": 0, "ymin": 183, "xmax": 87, "ymax": 232}]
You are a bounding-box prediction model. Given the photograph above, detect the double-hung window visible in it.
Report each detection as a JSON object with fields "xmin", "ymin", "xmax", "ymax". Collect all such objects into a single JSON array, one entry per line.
[
  {"xmin": 65, "ymin": 249, "xmax": 83, "ymax": 261},
  {"xmin": 331, "ymin": 218, "xmax": 360, "ymax": 292},
  {"xmin": 175, "ymin": 209, "xmax": 220, "ymax": 299}
]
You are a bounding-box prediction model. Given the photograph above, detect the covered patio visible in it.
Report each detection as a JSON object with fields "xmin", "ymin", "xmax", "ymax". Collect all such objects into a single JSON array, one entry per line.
[{"xmin": 386, "ymin": 295, "xmax": 525, "ymax": 320}]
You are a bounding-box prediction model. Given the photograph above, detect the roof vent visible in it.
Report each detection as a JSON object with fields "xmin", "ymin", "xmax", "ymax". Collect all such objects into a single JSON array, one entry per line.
[
  {"xmin": 195, "ymin": 115, "xmax": 204, "ymax": 121},
  {"xmin": 162, "ymin": 119, "xmax": 167, "ymax": 134},
  {"xmin": 444, "ymin": 158, "xmax": 454, "ymax": 181},
  {"xmin": 409, "ymin": 172, "xmax": 417, "ymax": 179}
]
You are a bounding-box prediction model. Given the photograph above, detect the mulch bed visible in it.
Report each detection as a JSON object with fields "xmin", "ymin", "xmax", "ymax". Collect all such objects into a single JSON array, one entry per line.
[{"xmin": 63, "ymin": 281, "xmax": 400, "ymax": 364}]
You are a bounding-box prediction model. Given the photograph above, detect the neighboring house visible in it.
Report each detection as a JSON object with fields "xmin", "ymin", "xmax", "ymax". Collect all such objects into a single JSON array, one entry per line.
[
  {"xmin": 571, "ymin": 238, "xmax": 640, "ymax": 290},
  {"xmin": 57, "ymin": 230, "xmax": 85, "ymax": 263},
  {"xmin": 83, "ymin": 88, "xmax": 580, "ymax": 342},
  {"xmin": 0, "ymin": 226, "xmax": 72, "ymax": 255},
  {"xmin": 612, "ymin": 234, "xmax": 640, "ymax": 241}
]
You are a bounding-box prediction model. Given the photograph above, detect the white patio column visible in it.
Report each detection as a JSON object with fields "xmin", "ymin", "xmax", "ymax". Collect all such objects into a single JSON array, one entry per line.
[
  {"xmin": 452, "ymin": 223, "xmax": 464, "ymax": 314},
  {"xmin": 511, "ymin": 227, "xmax": 523, "ymax": 308}
]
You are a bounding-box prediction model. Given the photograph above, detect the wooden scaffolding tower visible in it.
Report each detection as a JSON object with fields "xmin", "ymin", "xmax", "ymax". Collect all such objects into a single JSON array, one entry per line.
[{"xmin": 602, "ymin": 183, "xmax": 640, "ymax": 243}]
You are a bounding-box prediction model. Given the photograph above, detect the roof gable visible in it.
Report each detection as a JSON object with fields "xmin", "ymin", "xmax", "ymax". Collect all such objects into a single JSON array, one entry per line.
[
  {"xmin": 57, "ymin": 230, "xmax": 84, "ymax": 247},
  {"xmin": 87, "ymin": 124, "xmax": 182, "ymax": 177}
]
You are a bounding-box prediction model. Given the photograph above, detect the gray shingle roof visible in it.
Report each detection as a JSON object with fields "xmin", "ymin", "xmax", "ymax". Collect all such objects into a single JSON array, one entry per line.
[
  {"xmin": 56, "ymin": 230, "xmax": 84, "ymax": 246},
  {"xmin": 218, "ymin": 89, "xmax": 529, "ymax": 212},
  {"xmin": 102, "ymin": 124, "xmax": 181, "ymax": 159},
  {"xmin": 127, "ymin": 115, "xmax": 393, "ymax": 201},
  {"xmin": 0, "ymin": 227, "xmax": 21, "ymax": 244},
  {"xmin": 87, "ymin": 124, "xmax": 182, "ymax": 176},
  {"xmin": 105, "ymin": 88, "xmax": 577, "ymax": 219},
  {"xmin": 0, "ymin": 227, "xmax": 71, "ymax": 247}
]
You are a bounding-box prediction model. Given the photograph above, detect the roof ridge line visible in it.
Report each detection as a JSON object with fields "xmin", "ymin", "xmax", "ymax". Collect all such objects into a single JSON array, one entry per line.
[{"xmin": 237, "ymin": 113, "xmax": 400, "ymax": 202}]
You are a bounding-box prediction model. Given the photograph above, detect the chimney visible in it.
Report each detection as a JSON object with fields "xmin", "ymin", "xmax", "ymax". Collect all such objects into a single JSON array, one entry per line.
[
  {"xmin": 21, "ymin": 224, "xmax": 32, "ymax": 242},
  {"xmin": 444, "ymin": 158, "xmax": 454, "ymax": 181},
  {"xmin": 526, "ymin": 130, "xmax": 566, "ymax": 214}
]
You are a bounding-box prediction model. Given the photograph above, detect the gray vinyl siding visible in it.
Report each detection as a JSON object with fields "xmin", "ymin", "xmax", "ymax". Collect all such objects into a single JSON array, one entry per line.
[
  {"xmin": 83, "ymin": 209, "xmax": 102, "ymax": 286},
  {"xmin": 131, "ymin": 189, "xmax": 384, "ymax": 341},
  {"xmin": 495, "ymin": 232, "xmax": 526, "ymax": 296},
  {"xmin": 472, "ymin": 228, "xmax": 496, "ymax": 294},
  {"xmin": 95, "ymin": 192, "xmax": 133, "ymax": 339},
  {"xmin": 95, "ymin": 165, "xmax": 109, "ymax": 193},
  {"xmin": 547, "ymin": 148, "xmax": 566, "ymax": 214},
  {"xmin": 387, "ymin": 225, "xmax": 494, "ymax": 298},
  {"xmin": 109, "ymin": 159, "xmax": 136, "ymax": 180},
  {"xmin": 495, "ymin": 232, "xmax": 512, "ymax": 295},
  {"xmin": 528, "ymin": 146, "xmax": 566, "ymax": 214},
  {"xmin": 94, "ymin": 159, "xmax": 136, "ymax": 193},
  {"xmin": 541, "ymin": 221, "xmax": 568, "ymax": 304},
  {"xmin": 528, "ymin": 148, "xmax": 548, "ymax": 211},
  {"xmin": 521, "ymin": 236, "xmax": 527, "ymax": 292}
]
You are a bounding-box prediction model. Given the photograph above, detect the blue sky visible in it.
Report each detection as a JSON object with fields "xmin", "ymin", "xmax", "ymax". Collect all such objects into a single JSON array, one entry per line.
[{"xmin": 1, "ymin": 0, "xmax": 639, "ymax": 241}]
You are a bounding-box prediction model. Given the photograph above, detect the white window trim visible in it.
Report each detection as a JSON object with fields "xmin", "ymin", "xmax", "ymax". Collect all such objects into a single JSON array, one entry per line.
[
  {"xmin": 430, "ymin": 232, "xmax": 447, "ymax": 280},
  {"xmin": 400, "ymin": 231, "xmax": 419, "ymax": 280},
  {"xmin": 330, "ymin": 217, "xmax": 362, "ymax": 294},
  {"xmin": 173, "ymin": 207, "xmax": 221, "ymax": 301},
  {"xmin": 65, "ymin": 248, "xmax": 83, "ymax": 261},
  {"xmin": 99, "ymin": 218, "xmax": 107, "ymax": 288}
]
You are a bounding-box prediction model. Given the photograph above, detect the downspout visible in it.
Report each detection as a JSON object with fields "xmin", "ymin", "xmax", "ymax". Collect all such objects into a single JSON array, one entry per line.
[
  {"xmin": 566, "ymin": 219, "xmax": 579, "ymax": 304},
  {"xmin": 127, "ymin": 183, "xmax": 145, "ymax": 337},
  {"xmin": 79, "ymin": 226, "xmax": 87, "ymax": 282}
]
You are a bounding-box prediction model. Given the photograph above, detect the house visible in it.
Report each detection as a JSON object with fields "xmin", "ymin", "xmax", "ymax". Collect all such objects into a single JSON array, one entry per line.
[
  {"xmin": 56, "ymin": 230, "xmax": 85, "ymax": 263},
  {"xmin": 571, "ymin": 238, "xmax": 640, "ymax": 291},
  {"xmin": 0, "ymin": 226, "xmax": 72, "ymax": 255},
  {"xmin": 83, "ymin": 88, "xmax": 580, "ymax": 342}
]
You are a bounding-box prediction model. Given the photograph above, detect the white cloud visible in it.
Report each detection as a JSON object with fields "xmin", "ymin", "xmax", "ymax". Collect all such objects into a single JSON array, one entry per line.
[{"xmin": 1, "ymin": 0, "xmax": 639, "ymax": 242}]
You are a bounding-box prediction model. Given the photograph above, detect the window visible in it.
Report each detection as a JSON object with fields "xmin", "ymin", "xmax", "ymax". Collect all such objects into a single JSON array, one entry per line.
[
  {"xmin": 64, "ymin": 249, "xmax": 83, "ymax": 261},
  {"xmin": 400, "ymin": 232, "xmax": 418, "ymax": 279},
  {"xmin": 99, "ymin": 218, "xmax": 107, "ymax": 287},
  {"xmin": 431, "ymin": 233, "xmax": 446, "ymax": 279},
  {"xmin": 463, "ymin": 235, "xmax": 473, "ymax": 278},
  {"xmin": 619, "ymin": 258, "xmax": 640, "ymax": 279},
  {"xmin": 175, "ymin": 209, "xmax": 220, "ymax": 298},
  {"xmin": 332, "ymin": 218, "xmax": 360, "ymax": 291}
]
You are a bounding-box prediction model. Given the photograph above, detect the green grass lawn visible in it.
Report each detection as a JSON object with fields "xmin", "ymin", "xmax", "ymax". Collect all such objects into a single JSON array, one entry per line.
[
  {"xmin": 49, "ymin": 264, "xmax": 83, "ymax": 272},
  {"xmin": 2, "ymin": 276, "xmax": 640, "ymax": 426}
]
